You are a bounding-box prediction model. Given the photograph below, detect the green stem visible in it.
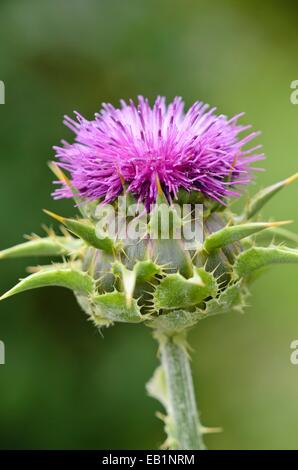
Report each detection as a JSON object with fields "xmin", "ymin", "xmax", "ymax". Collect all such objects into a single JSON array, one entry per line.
[{"xmin": 158, "ymin": 334, "xmax": 205, "ymax": 450}]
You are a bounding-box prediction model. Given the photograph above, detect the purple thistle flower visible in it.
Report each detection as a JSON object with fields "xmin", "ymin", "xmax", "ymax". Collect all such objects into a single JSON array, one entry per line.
[{"xmin": 53, "ymin": 96, "xmax": 264, "ymax": 208}]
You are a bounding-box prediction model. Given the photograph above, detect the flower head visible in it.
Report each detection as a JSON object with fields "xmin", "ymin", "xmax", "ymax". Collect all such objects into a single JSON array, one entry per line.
[{"xmin": 53, "ymin": 96, "xmax": 264, "ymax": 208}]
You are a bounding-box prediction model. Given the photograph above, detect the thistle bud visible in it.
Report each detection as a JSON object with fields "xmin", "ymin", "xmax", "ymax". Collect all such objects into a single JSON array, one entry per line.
[{"xmin": 1, "ymin": 96, "xmax": 298, "ymax": 450}]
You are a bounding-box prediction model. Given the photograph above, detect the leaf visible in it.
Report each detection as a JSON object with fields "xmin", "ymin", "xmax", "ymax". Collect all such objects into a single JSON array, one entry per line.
[
  {"xmin": 112, "ymin": 262, "xmax": 137, "ymax": 306},
  {"xmin": 234, "ymin": 246, "xmax": 298, "ymax": 278},
  {"xmin": 112, "ymin": 259, "xmax": 162, "ymax": 305},
  {"xmin": 203, "ymin": 221, "xmax": 290, "ymax": 253},
  {"xmin": 0, "ymin": 237, "xmax": 82, "ymax": 259},
  {"xmin": 92, "ymin": 291, "xmax": 143, "ymax": 323},
  {"xmin": 254, "ymin": 226, "xmax": 298, "ymax": 246},
  {"xmin": 44, "ymin": 210, "xmax": 119, "ymax": 254},
  {"xmin": 150, "ymin": 281, "xmax": 249, "ymax": 333},
  {"xmin": 134, "ymin": 259, "xmax": 162, "ymax": 282},
  {"xmin": 245, "ymin": 173, "xmax": 298, "ymax": 219},
  {"xmin": 153, "ymin": 267, "xmax": 217, "ymax": 311},
  {"xmin": 0, "ymin": 268, "xmax": 95, "ymax": 300},
  {"xmin": 203, "ymin": 281, "xmax": 249, "ymax": 317}
]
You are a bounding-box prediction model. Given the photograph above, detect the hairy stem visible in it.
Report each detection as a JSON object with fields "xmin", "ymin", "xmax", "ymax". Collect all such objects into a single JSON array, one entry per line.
[{"xmin": 158, "ymin": 333, "xmax": 205, "ymax": 450}]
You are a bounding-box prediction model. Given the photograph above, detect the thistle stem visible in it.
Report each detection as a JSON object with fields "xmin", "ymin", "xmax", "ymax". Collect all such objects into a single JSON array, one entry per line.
[{"xmin": 158, "ymin": 334, "xmax": 205, "ymax": 450}]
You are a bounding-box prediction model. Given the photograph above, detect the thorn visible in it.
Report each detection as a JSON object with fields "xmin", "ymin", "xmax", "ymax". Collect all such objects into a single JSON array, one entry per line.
[
  {"xmin": 155, "ymin": 174, "xmax": 163, "ymax": 196},
  {"xmin": 143, "ymin": 290, "xmax": 155, "ymax": 297},
  {"xmin": 43, "ymin": 209, "xmax": 65, "ymax": 224},
  {"xmin": 48, "ymin": 162, "xmax": 72, "ymax": 187},
  {"xmin": 211, "ymin": 263, "xmax": 222, "ymax": 278},
  {"xmin": 60, "ymin": 226, "xmax": 71, "ymax": 238},
  {"xmin": 26, "ymin": 266, "xmax": 42, "ymax": 274},
  {"xmin": 218, "ymin": 280, "xmax": 228, "ymax": 289},
  {"xmin": 0, "ymin": 290, "xmax": 12, "ymax": 301},
  {"xmin": 215, "ymin": 271, "xmax": 226, "ymax": 281},
  {"xmin": 200, "ymin": 425, "xmax": 223, "ymax": 435},
  {"xmin": 268, "ymin": 220, "xmax": 293, "ymax": 228},
  {"xmin": 120, "ymin": 248, "xmax": 129, "ymax": 261},
  {"xmin": 25, "ymin": 232, "xmax": 40, "ymax": 241},
  {"xmin": 42, "ymin": 224, "xmax": 56, "ymax": 237},
  {"xmin": 155, "ymin": 411, "xmax": 167, "ymax": 423},
  {"xmin": 285, "ymin": 172, "xmax": 298, "ymax": 186}
]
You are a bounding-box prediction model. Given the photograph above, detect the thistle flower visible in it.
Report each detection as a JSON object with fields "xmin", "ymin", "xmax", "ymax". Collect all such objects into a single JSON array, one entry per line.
[
  {"xmin": 53, "ymin": 96, "xmax": 264, "ymax": 207},
  {"xmin": 1, "ymin": 96, "xmax": 298, "ymax": 451}
]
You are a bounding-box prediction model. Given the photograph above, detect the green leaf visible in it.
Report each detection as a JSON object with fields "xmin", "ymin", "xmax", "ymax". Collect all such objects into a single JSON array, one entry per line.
[
  {"xmin": 254, "ymin": 226, "xmax": 298, "ymax": 246},
  {"xmin": 44, "ymin": 210, "xmax": 119, "ymax": 254},
  {"xmin": 134, "ymin": 259, "xmax": 162, "ymax": 282},
  {"xmin": 245, "ymin": 173, "xmax": 298, "ymax": 219},
  {"xmin": 0, "ymin": 236, "xmax": 82, "ymax": 259},
  {"xmin": 112, "ymin": 262, "xmax": 137, "ymax": 305},
  {"xmin": 234, "ymin": 246, "xmax": 298, "ymax": 278},
  {"xmin": 92, "ymin": 291, "xmax": 143, "ymax": 323},
  {"xmin": 150, "ymin": 281, "xmax": 249, "ymax": 332},
  {"xmin": 112, "ymin": 259, "xmax": 162, "ymax": 304},
  {"xmin": 203, "ymin": 281, "xmax": 249, "ymax": 317},
  {"xmin": 0, "ymin": 268, "xmax": 95, "ymax": 300},
  {"xmin": 153, "ymin": 267, "xmax": 217, "ymax": 311},
  {"xmin": 203, "ymin": 221, "xmax": 290, "ymax": 253}
]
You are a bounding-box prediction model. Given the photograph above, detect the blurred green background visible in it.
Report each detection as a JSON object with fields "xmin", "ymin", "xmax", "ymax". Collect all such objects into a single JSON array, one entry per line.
[{"xmin": 0, "ymin": 0, "xmax": 298, "ymax": 450}]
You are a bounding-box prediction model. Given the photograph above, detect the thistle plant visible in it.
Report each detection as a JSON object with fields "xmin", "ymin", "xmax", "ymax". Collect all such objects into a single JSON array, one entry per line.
[{"xmin": 1, "ymin": 96, "xmax": 298, "ymax": 450}]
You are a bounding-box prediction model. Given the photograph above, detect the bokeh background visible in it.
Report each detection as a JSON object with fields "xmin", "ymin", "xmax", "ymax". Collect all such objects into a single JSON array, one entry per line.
[{"xmin": 0, "ymin": 0, "xmax": 298, "ymax": 450}]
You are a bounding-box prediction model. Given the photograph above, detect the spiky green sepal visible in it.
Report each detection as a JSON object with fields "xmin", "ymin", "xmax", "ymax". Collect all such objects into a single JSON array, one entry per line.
[{"xmin": 1, "ymin": 174, "xmax": 297, "ymax": 328}]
